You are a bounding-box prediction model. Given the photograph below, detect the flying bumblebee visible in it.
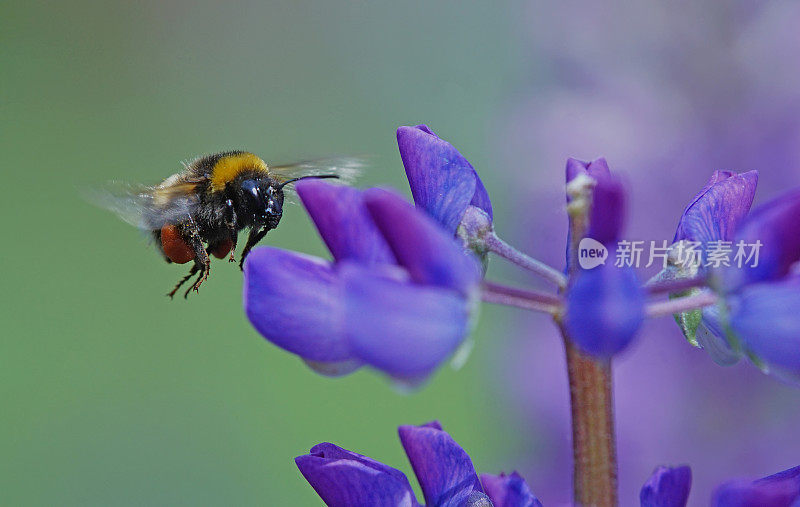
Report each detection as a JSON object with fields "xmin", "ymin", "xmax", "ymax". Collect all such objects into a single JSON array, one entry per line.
[{"xmin": 92, "ymin": 151, "xmax": 359, "ymax": 298}]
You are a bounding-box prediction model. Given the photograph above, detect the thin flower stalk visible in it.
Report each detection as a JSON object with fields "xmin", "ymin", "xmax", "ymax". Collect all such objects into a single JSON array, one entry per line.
[
  {"xmin": 484, "ymin": 232, "xmax": 568, "ymax": 288},
  {"xmin": 646, "ymin": 291, "xmax": 717, "ymax": 318},
  {"xmin": 481, "ymin": 281, "xmax": 563, "ymax": 314},
  {"xmin": 645, "ymin": 275, "xmax": 708, "ymax": 295}
]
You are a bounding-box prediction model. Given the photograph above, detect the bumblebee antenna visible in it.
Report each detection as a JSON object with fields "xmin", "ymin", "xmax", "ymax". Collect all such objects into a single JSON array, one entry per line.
[{"xmin": 276, "ymin": 174, "xmax": 339, "ymax": 190}]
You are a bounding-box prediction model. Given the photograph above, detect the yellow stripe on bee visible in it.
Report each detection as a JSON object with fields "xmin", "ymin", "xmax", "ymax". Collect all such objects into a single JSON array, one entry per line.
[{"xmin": 209, "ymin": 152, "xmax": 269, "ymax": 191}]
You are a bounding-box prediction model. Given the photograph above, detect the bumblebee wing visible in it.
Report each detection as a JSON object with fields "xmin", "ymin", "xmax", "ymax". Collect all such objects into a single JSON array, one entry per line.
[
  {"xmin": 270, "ymin": 156, "xmax": 365, "ymax": 185},
  {"xmin": 270, "ymin": 156, "xmax": 365, "ymax": 203},
  {"xmin": 85, "ymin": 180, "xmax": 202, "ymax": 230}
]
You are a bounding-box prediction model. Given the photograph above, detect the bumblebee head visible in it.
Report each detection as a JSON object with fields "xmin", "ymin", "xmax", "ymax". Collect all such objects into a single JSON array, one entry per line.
[
  {"xmin": 237, "ymin": 174, "xmax": 340, "ymax": 229},
  {"xmin": 240, "ymin": 179, "xmax": 284, "ymax": 228}
]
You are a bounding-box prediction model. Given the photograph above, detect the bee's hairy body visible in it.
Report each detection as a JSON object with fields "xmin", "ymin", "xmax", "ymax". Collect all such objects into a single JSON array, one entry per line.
[
  {"xmin": 92, "ymin": 149, "xmax": 352, "ymax": 298},
  {"xmin": 149, "ymin": 151, "xmax": 287, "ymax": 298}
]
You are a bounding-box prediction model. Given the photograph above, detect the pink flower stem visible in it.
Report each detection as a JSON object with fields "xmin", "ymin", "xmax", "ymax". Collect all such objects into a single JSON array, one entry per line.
[
  {"xmin": 645, "ymin": 275, "xmax": 708, "ymax": 295},
  {"xmin": 485, "ymin": 232, "xmax": 568, "ymax": 288},
  {"xmin": 480, "ymin": 281, "xmax": 562, "ymax": 314},
  {"xmin": 646, "ymin": 291, "xmax": 717, "ymax": 318}
]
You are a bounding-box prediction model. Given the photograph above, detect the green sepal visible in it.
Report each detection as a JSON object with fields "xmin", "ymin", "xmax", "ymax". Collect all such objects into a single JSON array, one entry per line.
[
  {"xmin": 653, "ymin": 242, "xmax": 706, "ymax": 346},
  {"xmin": 670, "ymin": 287, "xmax": 703, "ymax": 347}
]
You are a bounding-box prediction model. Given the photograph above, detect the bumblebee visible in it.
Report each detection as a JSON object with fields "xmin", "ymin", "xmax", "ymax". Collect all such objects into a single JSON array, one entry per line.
[{"xmin": 94, "ymin": 151, "xmax": 357, "ymax": 298}]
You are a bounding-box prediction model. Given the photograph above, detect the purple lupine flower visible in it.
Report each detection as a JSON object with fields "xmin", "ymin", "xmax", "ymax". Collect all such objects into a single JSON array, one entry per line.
[
  {"xmin": 728, "ymin": 275, "xmax": 800, "ymax": 382},
  {"xmin": 711, "ymin": 464, "xmax": 800, "ymax": 507},
  {"xmin": 563, "ymin": 157, "xmax": 625, "ymax": 249},
  {"xmin": 396, "ymin": 124, "xmax": 499, "ymax": 267},
  {"xmin": 673, "ymin": 170, "xmax": 758, "ymax": 249},
  {"xmin": 640, "ymin": 465, "xmax": 692, "ymax": 507},
  {"xmin": 398, "ymin": 421, "xmax": 485, "ymax": 506},
  {"xmin": 295, "ymin": 421, "xmax": 541, "ymax": 507},
  {"xmin": 640, "ymin": 463, "xmax": 800, "ymax": 506},
  {"xmin": 481, "ymin": 472, "xmax": 543, "ymax": 507},
  {"xmin": 722, "ymin": 187, "xmax": 800, "ymax": 292},
  {"xmin": 564, "ymin": 261, "xmax": 645, "ymax": 357},
  {"xmin": 398, "ymin": 125, "xmax": 572, "ymax": 288},
  {"xmin": 671, "ymin": 176, "xmax": 800, "ymax": 381},
  {"xmin": 565, "ymin": 156, "xmax": 611, "ymax": 185},
  {"xmin": 243, "ymin": 180, "xmax": 481, "ymax": 381},
  {"xmin": 565, "ymin": 157, "xmax": 626, "ymax": 245},
  {"xmin": 564, "ymin": 157, "xmax": 645, "ymax": 357},
  {"xmin": 667, "ymin": 170, "xmax": 759, "ymax": 356},
  {"xmin": 397, "ymin": 125, "xmax": 493, "ymax": 236},
  {"xmin": 295, "ymin": 442, "xmax": 420, "ymax": 506}
]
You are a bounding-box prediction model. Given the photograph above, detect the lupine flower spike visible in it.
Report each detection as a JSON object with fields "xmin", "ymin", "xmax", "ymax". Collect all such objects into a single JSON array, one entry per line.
[
  {"xmin": 295, "ymin": 422, "xmax": 542, "ymax": 507},
  {"xmin": 238, "ymin": 123, "xmax": 800, "ymax": 505},
  {"xmin": 641, "ymin": 462, "xmax": 800, "ymax": 506}
]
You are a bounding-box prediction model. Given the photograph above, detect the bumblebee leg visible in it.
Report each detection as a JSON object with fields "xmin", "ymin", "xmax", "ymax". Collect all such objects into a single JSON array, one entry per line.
[
  {"xmin": 167, "ymin": 265, "xmax": 198, "ymax": 299},
  {"xmin": 224, "ymin": 199, "xmax": 238, "ymax": 262},
  {"xmin": 183, "ymin": 259, "xmax": 209, "ymax": 299},
  {"xmin": 228, "ymin": 229, "xmax": 238, "ymax": 262},
  {"xmin": 183, "ymin": 219, "xmax": 211, "ymax": 298},
  {"xmin": 239, "ymin": 227, "xmax": 269, "ymax": 271}
]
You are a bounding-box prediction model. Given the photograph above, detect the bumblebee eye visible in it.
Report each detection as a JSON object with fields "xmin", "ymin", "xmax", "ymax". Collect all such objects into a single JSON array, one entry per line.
[{"xmin": 241, "ymin": 179, "xmax": 260, "ymax": 198}]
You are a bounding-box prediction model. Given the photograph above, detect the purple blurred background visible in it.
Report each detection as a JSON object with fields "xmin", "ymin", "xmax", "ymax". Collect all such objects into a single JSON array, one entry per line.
[{"xmin": 491, "ymin": 1, "xmax": 800, "ymax": 504}]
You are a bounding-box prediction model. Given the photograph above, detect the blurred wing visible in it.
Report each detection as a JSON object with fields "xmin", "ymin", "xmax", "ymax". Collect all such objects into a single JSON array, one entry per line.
[
  {"xmin": 270, "ymin": 156, "xmax": 366, "ymax": 204},
  {"xmin": 84, "ymin": 180, "xmax": 201, "ymax": 230},
  {"xmin": 270, "ymin": 156, "xmax": 365, "ymax": 185}
]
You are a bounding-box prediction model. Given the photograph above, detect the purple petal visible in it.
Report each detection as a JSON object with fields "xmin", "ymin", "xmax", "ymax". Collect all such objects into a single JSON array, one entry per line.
[
  {"xmin": 589, "ymin": 172, "xmax": 627, "ymax": 245},
  {"xmin": 342, "ymin": 263, "xmax": 471, "ymax": 379},
  {"xmin": 566, "ymin": 157, "xmax": 589, "ymax": 183},
  {"xmin": 419, "ymin": 420, "xmax": 444, "ymax": 430},
  {"xmin": 564, "ymin": 157, "xmax": 624, "ymax": 244},
  {"xmin": 730, "ymin": 276, "xmax": 800, "ymax": 382},
  {"xmin": 397, "ymin": 422, "xmax": 483, "ymax": 506},
  {"xmin": 296, "ymin": 442, "xmax": 420, "ymax": 507},
  {"xmin": 296, "ymin": 179, "xmax": 395, "ymax": 265},
  {"xmin": 481, "ymin": 472, "xmax": 543, "ymax": 507},
  {"xmin": 364, "ymin": 188, "xmax": 482, "ymax": 296},
  {"xmin": 302, "ymin": 358, "xmax": 362, "ymax": 377},
  {"xmin": 397, "ymin": 125, "xmax": 492, "ymax": 233},
  {"xmin": 696, "ymin": 306, "xmax": 741, "ymax": 366},
  {"xmin": 724, "ymin": 187, "xmax": 800, "ymax": 290},
  {"xmin": 564, "ymin": 262, "xmax": 645, "ymax": 358},
  {"xmin": 243, "ymin": 247, "xmax": 354, "ymax": 365},
  {"xmin": 587, "ymin": 157, "xmax": 611, "ymax": 177},
  {"xmin": 673, "ymin": 170, "xmax": 758, "ymax": 244},
  {"xmin": 711, "ymin": 465, "xmax": 800, "ymax": 507},
  {"xmin": 681, "ymin": 171, "xmax": 735, "ymax": 220},
  {"xmin": 470, "ymin": 177, "xmax": 493, "ymax": 222},
  {"xmin": 640, "ymin": 465, "xmax": 692, "ymax": 507},
  {"xmin": 565, "ymin": 157, "xmax": 611, "ymax": 184}
]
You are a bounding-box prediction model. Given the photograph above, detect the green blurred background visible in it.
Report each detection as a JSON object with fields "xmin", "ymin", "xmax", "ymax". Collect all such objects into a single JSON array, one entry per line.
[{"xmin": 1, "ymin": 2, "xmax": 527, "ymax": 504}]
